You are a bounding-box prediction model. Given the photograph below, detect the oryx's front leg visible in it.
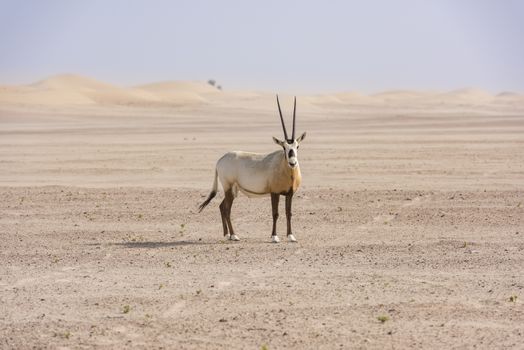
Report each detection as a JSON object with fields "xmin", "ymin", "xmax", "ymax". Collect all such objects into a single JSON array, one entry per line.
[
  {"xmin": 270, "ymin": 193, "xmax": 280, "ymax": 243},
  {"xmin": 285, "ymin": 193, "xmax": 297, "ymax": 242}
]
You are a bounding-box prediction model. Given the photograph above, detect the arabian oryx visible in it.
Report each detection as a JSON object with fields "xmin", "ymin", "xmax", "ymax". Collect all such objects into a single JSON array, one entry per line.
[{"xmin": 198, "ymin": 95, "xmax": 306, "ymax": 243}]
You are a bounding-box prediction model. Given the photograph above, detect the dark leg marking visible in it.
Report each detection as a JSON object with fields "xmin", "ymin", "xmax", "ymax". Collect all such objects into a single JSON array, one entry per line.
[
  {"xmin": 219, "ymin": 200, "xmax": 228, "ymax": 236},
  {"xmin": 224, "ymin": 189, "xmax": 235, "ymax": 236},
  {"xmin": 285, "ymin": 193, "xmax": 293, "ymax": 236},
  {"xmin": 271, "ymin": 193, "xmax": 280, "ymax": 237}
]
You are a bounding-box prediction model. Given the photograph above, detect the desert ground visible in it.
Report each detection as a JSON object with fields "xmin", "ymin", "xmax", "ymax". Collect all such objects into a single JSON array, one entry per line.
[{"xmin": 1, "ymin": 75, "xmax": 523, "ymax": 349}]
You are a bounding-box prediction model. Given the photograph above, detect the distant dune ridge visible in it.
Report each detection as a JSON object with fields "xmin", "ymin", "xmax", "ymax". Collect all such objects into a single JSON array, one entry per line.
[
  {"xmin": 0, "ymin": 74, "xmax": 220, "ymax": 107},
  {"xmin": 1, "ymin": 73, "xmax": 523, "ymax": 108}
]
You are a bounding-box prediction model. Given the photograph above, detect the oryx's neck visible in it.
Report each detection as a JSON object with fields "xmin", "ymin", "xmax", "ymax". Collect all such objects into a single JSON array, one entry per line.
[{"xmin": 273, "ymin": 150, "xmax": 301, "ymax": 194}]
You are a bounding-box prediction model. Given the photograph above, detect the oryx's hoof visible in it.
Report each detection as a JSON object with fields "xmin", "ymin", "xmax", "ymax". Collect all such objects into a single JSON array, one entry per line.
[
  {"xmin": 288, "ymin": 234, "xmax": 297, "ymax": 243},
  {"xmin": 271, "ymin": 235, "xmax": 280, "ymax": 243},
  {"xmin": 224, "ymin": 234, "xmax": 230, "ymax": 240},
  {"xmin": 229, "ymin": 234, "xmax": 240, "ymax": 241}
]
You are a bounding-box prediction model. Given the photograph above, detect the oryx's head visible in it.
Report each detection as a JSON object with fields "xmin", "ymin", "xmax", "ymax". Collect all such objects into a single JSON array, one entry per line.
[{"xmin": 272, "ymin": 95, "xmax": 307, "ymax": 169}]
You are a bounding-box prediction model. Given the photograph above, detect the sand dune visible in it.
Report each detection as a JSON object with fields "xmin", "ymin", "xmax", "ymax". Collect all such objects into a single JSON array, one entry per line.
[
  {"xmin": 369, "ymin": 88, "xmax": 524, "ymax": 107},
  {"xmin": 493, "ymin": 91, "xmax": 524, "ymax": 106},
  {"xmin": 301, "ymin": 92, "xmax": 377, "ymax": 106},
  {"xmin": 333, "ymin": 91, "xmax": 378, "ymax": 104},
  {"xmin": 137, "ymin": 81, "xmax": 222, "ymax": 104},
  {"xmin": 0, "ymin": 74, "xmax": 158, "ymax": 106},
  {"xmin": 0, "ymin": 86, "xmax": 95, "ymax": 106},
  {"xmin": 0, "ymin": 74, "xmax": 220, "ymax": 107},
  {"xmin": 137, "ymin": 81, "xmax": 220, "ymax": 95},
  {"xmin": 1, "ymin": 74, "xmax": 524, "ymax": 110},
  {"xmin": 372, "ymin": 89, "xmax": 438, "ymax": 103},
  {"xmin": 426, "ymin": 88, "xmax": 495, "ymax": 105},
  {"xmin": 31, "ymin": 73, "xmax": 117, "ymax": 91},
  {"xmin": 35, "ymin": 74, "xmax": 174, "ymax": 106}
]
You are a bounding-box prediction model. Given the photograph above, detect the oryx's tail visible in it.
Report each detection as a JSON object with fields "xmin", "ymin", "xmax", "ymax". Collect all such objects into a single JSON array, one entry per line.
[{"xmin": 198, "ymin": 168, "xmax": 218, "ymax": 212}]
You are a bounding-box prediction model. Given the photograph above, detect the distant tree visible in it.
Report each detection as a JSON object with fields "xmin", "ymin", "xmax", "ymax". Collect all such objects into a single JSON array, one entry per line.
[
  {"xmin": 217, "ymin": 85, "xmax": 222, "ymax": 90},
  {"xmin": 207, "ymin": 79, "xmax": 216, "ymax": 87}
]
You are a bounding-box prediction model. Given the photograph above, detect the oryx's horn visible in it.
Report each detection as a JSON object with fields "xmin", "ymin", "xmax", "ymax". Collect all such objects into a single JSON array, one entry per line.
[
  {"xmin": 276, "ymin": 95, "xmax": 289, "ymax": 140},
  {"xmin": 292, "ymin": 96, "xmax": 296, "ymax": 139}
]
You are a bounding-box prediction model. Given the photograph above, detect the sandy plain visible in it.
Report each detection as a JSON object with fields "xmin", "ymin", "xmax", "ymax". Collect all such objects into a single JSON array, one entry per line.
[{"xmin": 1, "ymin": 75, "xmax": 523, "ymax": 349}]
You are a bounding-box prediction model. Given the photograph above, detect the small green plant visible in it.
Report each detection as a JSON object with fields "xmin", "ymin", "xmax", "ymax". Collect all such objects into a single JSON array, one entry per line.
[
  {"xmin": 159, "ymin": 284, "xmax": 164, "ymax": 290},
  {"xmin": 122, "ymin": 305, "xmax": 130, "ymax": 314},
  {"xmin": 165, "ymin": 262, "xmax": 171, "ymax": 268},
  {"xmin": 196, "ymin": 289, "xmax": 202, "ymax": 295},
  {"xmin": 509, "ymin": 295, "xmax": 517, "ymax": 303},
  {"xmin": 54, "ymin": 331, "xmax": 71, "ymax": 339},
  {"xmin": 261, "ymin": 345, "xmax": 269, "ymax": 350},
  {"xmin": 377, "ymin": 315, "xmax": 389, "ymax": 323}
]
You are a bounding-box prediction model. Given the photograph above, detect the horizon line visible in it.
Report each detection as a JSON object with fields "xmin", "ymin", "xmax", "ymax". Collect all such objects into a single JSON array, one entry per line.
[{"xmin": 2, "ymin": 72, "xmax": 523, "ymax": 96}]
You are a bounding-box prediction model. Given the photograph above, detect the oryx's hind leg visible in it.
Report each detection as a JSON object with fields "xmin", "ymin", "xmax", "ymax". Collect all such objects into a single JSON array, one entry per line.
[
  {"xmin": 270, "ymin": 193, "xmax": 280, "ymax": 243},
  {"xmin": 285, "ymin": 193, "xmax": 297, "ymax": 242},
  {"xmin": 219, "ymin": 200, "xmax": 229, "ymax": 238},
  {"xmin": 224, "ymin": 189, "xmax": 239, "ymax": 241}
]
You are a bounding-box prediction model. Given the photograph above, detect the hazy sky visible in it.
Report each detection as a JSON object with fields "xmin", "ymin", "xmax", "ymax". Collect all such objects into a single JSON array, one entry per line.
[{"xmin": 1, "ymin": 0, "xmax": 523, "ymax": 92}]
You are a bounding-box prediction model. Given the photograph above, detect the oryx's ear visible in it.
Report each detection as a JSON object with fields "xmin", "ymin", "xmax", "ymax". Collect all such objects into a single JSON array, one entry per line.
[
  {"xmin": 297, "ymin": 132, "xmax": 307, "ymax": 143},
  {"xmin": 273, "ymin": 136, "xmax": 284, "ymax": 147}
]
